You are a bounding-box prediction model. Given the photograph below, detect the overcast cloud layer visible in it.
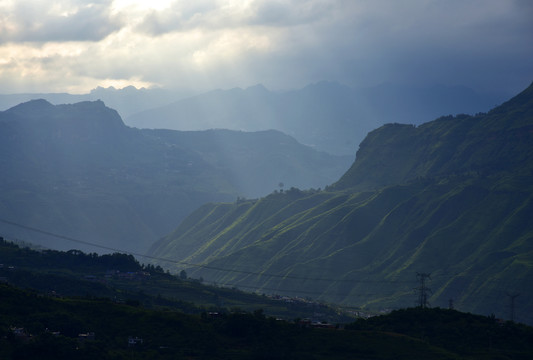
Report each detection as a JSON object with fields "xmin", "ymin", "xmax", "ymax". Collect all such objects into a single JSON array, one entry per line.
[{"xmin": 0, "ymin": 0, "xmax": 532, "ymax": 95}]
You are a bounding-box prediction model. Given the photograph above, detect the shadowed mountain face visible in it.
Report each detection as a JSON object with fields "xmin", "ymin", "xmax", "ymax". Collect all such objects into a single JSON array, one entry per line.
[
  {"xmin": 0, "ymin": 100, "xmax": 351, "ymax": 253},
  {"xmin": 126, "ymin": 82, "xmax": 501, "ymax": 155},
  {"xmin": 148, "ymin": 82, "xmax": 533, "ymax": 325}
]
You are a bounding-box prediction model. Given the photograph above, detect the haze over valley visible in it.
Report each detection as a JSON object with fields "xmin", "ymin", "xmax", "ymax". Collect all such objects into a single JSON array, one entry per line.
[
  {"xmin": 0, "ymin": 99, "xmax": 351, "ymax": 253},
  {"xmin": 1, "ymin": 1, "xmax": 532, "ymax": 358},
  {"xmin": 0, "ymin": 81, "xmax": 503, "ymax": 156}
]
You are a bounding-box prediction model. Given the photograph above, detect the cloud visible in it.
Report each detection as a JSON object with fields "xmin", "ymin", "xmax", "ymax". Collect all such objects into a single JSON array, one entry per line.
[
  {"xmin": 0, "ymin": 0, "xmax": 531, "ymax": 94},
  {"xmin": 0, "ymin": 0, "xmax": 123, "ymax": 43},
  {"xmin": 135, "ymin": 0, "xmax": 336, "ymax": 36},
  {"xmin": 244, "ymin": 0, "xmax": 335, "ymax": 27},
  {"xmin": 136, "ymin": 0, "xmax": 239, "ymax": 35}
]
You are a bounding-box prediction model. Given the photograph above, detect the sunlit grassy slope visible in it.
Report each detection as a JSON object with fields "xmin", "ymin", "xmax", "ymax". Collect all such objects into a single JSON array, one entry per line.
[{"xmin": 148, "ymin": 82, "xmax": 533, "ymax": 324}]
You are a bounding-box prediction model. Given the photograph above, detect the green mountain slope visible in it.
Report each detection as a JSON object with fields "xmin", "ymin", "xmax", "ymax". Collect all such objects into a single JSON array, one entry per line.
[
  {"xmin": 148, "ymin": 82, "xmax": 533, "ymax": 325},
  {"xmin": 0, "ymin": 100, "xmax": 350, "ymax": 253},
  {"xmin": 334, "ymin": 83, "xmax": 533, "ymax": 191}
]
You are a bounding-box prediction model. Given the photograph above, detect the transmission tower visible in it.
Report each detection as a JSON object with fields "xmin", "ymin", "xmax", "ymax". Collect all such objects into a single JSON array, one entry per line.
[
  {"xmin": 415, "ymin": 272, "xmax": 432, "ymax": 308},
  {"xmin": 506, "ymin": 292, "xmax": 520, "ymax": 322}
]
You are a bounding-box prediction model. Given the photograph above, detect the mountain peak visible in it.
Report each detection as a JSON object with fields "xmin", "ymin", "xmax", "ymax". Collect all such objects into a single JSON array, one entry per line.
[
  {"xmin": 68, "ymin": 99, "xmax": 107, "ymax": 110},
  {"xmin": 6, "ymin": 98, "xmax": 55, "ymax": 114},
  {"xmin": 2, "ymin": 99, "xmax": 126, "ymax": 133},
  {"xmin": 90, "ymin": 85, "xmax": 141, "ymax": 95},
  {"xmin": 333, "ymin": 81, "xmax": 533, "ymax": 191}
]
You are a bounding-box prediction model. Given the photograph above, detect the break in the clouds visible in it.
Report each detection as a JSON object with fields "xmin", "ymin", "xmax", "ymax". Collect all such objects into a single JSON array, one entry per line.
[{"xmin": 0, "ymin": 0, "xmax": 532, "ymax": 95}]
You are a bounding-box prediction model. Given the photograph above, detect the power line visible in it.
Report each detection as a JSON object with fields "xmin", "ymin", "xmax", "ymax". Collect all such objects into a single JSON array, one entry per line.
[
  {"xmin": 505, "ymin": 292, "xmax": 520, "ymax": 322},
  {"xmin": 0, "ymin": 217, "xmax": 412, "ymax": 285},
  {"xmin": 415, "ymin": 272, "xmax": 431, "ymax": 308},
  {"xmin": 448, "ymin": 298, "xmax": 454, "ymax": 310},
  {"xmin": 1, "ymin": 218, "xmax": 526, "ymax": 316},
  {"xmin": 207, "ymin": 281, "xmax": 410, "ymax": 298}
]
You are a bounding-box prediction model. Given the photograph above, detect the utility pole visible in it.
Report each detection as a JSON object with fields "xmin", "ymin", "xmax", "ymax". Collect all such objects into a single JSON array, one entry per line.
[
  {"xmin": 415, "ymin": 272, "xmax": 431, "ymax": 308},
  {"xmin": 506, "ymin": 292, "xmax": 520, "ymax": 322}
]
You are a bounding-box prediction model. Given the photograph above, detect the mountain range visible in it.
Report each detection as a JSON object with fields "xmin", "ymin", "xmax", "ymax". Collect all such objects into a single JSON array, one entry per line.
[
  {"xmin": 0, "ymin": 86, "xmax": 189, "ymax": 119},
  {"xmin": 147, "ymin": 82, "xmax": 533, "ymax": 325},
  {"xmin": 0, "ymin": 99, "xmax": 350, "ymax": 253},
  {"xmin": 127, "ymin": 82, "xmax": 501, "ymax": 155},
  {"xmin": 1, "ymin": 82, "xmax": 502, "ymax": 156}
]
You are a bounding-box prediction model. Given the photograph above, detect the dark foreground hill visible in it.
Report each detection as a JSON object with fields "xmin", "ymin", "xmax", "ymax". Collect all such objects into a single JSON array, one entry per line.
[
  {"xmin": 5, "ymin": 238, "xmax": 531, "ymax": 359},
  {"xmin": 0, "ymin": 100, "xmax": 350, "ymax": 253},
  {"xmin": 2, "ymin": 281, "xmax": 532, "ymax": 359},
  {"xmin": 0, "ymin": 238, "xmax": 349, "ymax": 322},
  {"xmin": 2, "ymin": 238, "xmax": 532, "ymax": 359},
  {"xmin": 148, "ymin": 82, "xmax": 533, "ymax": 325}
]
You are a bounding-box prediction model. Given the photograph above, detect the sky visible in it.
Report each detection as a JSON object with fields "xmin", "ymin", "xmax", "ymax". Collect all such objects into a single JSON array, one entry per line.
[{"xmin": 0, "ymin": 0, "xmax": 532, "ymax": 96}]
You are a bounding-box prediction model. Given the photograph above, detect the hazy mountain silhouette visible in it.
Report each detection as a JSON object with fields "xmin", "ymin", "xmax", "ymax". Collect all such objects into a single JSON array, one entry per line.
[
  {"xmin": 127, "ymin": 81, "xmax": 502, "ymax": 155},
  {"xmin": 1, "ymin": 82, "xmax": 502, "ymax": 155},
  {"xmin": 148, "ymin": 82, "xmax": 533, "ymax": 324},
  {"xmin": 0, "ymin": 86, "xmax": 192, "ymax": 118},
  {"xmin": 0, "ymin": 99, "xmax": 350, "ymax": 253}
]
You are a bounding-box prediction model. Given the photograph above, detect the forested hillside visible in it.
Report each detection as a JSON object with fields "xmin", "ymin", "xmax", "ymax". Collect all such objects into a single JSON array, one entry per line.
[
  {"xmin": 1, "ymin": 239, "xmax": 532, "ymax": 359},
  {"xmin": 148, "ymin": 82, "xmax": 533, "ymax": 325},
  {"xmin": 4, "ymin": 280, "xmax": 532, "ymax": 359}
]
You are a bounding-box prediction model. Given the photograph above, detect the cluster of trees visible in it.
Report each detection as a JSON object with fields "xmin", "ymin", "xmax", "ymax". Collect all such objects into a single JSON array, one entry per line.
[
  {"xmin": 0, "ymin": 238, "xmax": 350, "ymax": 322},
  {"xmin": 0, "ymin": 238, "xmax": 140, "ymax": 272}
]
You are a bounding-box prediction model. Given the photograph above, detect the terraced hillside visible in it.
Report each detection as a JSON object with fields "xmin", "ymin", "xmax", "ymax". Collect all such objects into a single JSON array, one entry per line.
[{"xmin": 148, "ymin": 82, "xmax": 533, "ymax": 325}]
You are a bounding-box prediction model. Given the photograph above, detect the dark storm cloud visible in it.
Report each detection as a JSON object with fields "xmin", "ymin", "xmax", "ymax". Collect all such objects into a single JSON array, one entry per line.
[{"xmin": 256, "ymin": 0, "xmax": 533, "ymax": 94}]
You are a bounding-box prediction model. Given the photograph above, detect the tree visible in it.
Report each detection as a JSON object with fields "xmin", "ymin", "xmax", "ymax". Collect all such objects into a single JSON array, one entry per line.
[{"xmin": 179, "ymin": 270, "xmax": 187, "ymax": 280}]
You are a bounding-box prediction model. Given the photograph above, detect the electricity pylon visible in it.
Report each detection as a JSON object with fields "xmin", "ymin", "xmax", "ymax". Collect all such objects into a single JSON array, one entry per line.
[{"xmin": 415, "ymin": 272, "xmax": 432, "ymax": 308}]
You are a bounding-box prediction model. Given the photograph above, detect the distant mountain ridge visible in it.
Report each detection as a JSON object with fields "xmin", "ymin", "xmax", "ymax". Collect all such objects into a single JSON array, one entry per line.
[
  {"xmin": 1, "ymin": 82, "xmax": 503, "ymax": 156},
  {"xmin": 127, "ymin": 81, "xmax": 502, "ymax": 155},
  {"xmin": 147, "ymin": 82, "xmax": 533, "ymax": 325},
  {"xmin": 0, "ymin": 99, "xmax": 350, "ymax": 253},
  {"xmin": 0, "ymin": 86, "xmax": 191, "ymax": 118}
]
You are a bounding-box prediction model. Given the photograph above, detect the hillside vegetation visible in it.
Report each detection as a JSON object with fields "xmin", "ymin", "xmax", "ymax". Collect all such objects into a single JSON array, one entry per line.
[
  {"xmin": 148, "ymin": 82, "xmax": 533, "ymax": 325},
  {"xmin": 3, "ymin": 281, "xmax": 532, "ymax": 359},
  {"xmin": 0, "ymin": 238, "xmax": 351, "ymax": 322},
  {"xmin": 1, "ymin": 237, "xmax": 532, "ymax": 359}
]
